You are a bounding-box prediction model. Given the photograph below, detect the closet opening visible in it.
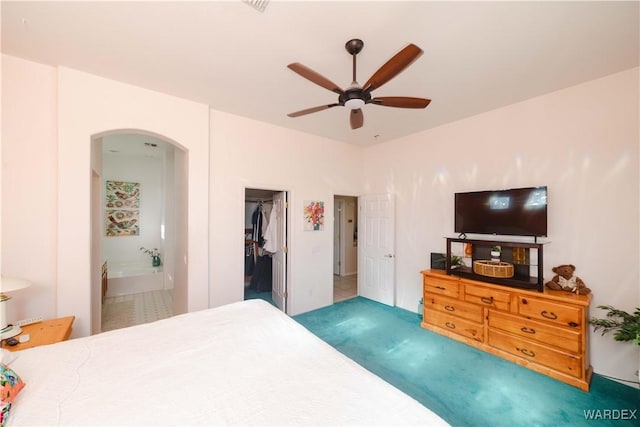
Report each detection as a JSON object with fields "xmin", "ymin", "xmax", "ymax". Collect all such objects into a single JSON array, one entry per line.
[
  {"xmin": 333, "ymin": 195, "xmax": 358, "ymax": 303},
  {"xmin": 244, "ymin": 187, "xmax": 289, "ymax": 313}
]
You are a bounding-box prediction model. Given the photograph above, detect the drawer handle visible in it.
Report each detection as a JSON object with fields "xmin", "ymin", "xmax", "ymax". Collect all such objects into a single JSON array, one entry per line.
[
  {"xmin": 480, "ymin": 296, "xmax": 494, "ymax": 305},
  {"xmin": 445, "ymin": 322, "xmax": 456, "ymax": 329},
  {"xmin": 568, "ymin": 321, "xmax": 579, "ymax": 328},
  {"xmin": 520, "ymin": 327, "xmax": 536, "ymax": 334},
  {"xmin": 541, "ymin": 310, "xmax": 558, "ymax": 320},
  {"xmin": 444, "ymin": 305, "xmax": 455, "ymax": 312},
  {"xmin": 435, "ymin": 286, "xmax": 446, "ymax": 290},
  {"xmin": 519, "ymin": 348, "xmax": 536, "ymax": 358}
]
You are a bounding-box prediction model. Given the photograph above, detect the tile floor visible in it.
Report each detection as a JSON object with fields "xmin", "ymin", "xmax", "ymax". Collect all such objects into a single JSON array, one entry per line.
[
  {"xmin": 102, "ymin": 289, "xmax": 173, "ymax": 332},
  {"xmin": 333, "ymin": 274, "xmax": 357, "ymax": 302}
]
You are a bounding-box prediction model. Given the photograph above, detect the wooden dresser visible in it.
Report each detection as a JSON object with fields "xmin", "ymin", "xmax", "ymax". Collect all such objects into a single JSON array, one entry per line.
[{"xmin": 421, "ymin": 270, "xmax": 592, "ymax": 391}]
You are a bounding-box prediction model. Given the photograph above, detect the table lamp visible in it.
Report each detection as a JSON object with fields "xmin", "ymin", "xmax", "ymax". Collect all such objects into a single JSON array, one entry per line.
[{"xmin": 0, "ymin": 276, "xmax": 32, "ymax": 339}]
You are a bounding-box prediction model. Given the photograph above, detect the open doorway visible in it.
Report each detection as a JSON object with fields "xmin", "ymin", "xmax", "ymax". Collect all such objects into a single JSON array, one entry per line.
[
  {"xmin": 333, "ymin": 195, "xmax": 358, "ymax": 303},
  {"xmin": 244, "ymin": 188, "xmax": 289, "ymax": 312},
  {"xmin": 93, "ymin": 132, "xmax": 187, "ymax": 333}
]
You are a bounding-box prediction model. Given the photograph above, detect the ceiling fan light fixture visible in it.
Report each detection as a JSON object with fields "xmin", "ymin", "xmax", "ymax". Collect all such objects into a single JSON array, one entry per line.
[
  {"xmin": 286, "ymin": 39, "xmax": 430, "ymax": 129},
  {"xmin": 345, "ymin": 98, "xmax": 365, "ymax": 110}
]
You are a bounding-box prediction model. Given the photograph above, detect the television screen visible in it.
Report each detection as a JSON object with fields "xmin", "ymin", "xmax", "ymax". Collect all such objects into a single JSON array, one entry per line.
[{"xmin": 454, "ymin": 186, "xmax": 548, "ymax": 237}]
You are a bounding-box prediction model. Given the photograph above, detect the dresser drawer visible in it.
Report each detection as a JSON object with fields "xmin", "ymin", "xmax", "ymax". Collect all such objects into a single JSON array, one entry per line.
[
  {"xmin": 464, "ymin": 283, "xmax": 511, "ymax": 311},
  {"xmin": 488, "ymin": 310, "xmax": 580, "ymax": 353},
  {"xmin": 518, "ymin": 297, "xmax": 582, "ymax": 328},
  {"xmin": 425, "ymin": 293, "xmax": 483, "ymax": 323},
  {"xmin": 424, "ymin": 307, "xmax": 483, "ymax": 342},
  {"xmin": 489, "ymin": 329, "xmax": 582, "ymax": 378},
  {"xmin": 423, "ymin": 275, "xmax": 460, "ymax": 298}
]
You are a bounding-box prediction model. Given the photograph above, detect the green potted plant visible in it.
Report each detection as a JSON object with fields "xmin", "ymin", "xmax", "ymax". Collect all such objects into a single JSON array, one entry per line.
[
  {"xmin": 450, "ymin": 255, "xmax": 466, "ymax": 269},
  {"xmin": 140, "ymin": 246, "xmax": 161, "ymax": 267},
  {"xmin": 590, "ymin": 305, "xmax": 640, "ymax": 345},
  {"xmin": 490, "ymin": 245, "xmax": 501, "ymax": 259}
]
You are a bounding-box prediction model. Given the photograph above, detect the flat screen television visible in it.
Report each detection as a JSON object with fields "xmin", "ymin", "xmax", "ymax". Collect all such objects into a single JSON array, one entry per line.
[{"xmin": 454, "ymin": 186, "xmax": 548, "ymax": 237}]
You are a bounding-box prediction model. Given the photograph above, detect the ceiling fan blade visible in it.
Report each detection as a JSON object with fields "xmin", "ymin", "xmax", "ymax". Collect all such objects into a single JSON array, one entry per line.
[
  {"xmin": 350, "ymin": 109, "xmax": 363, "ymax": 129},
  {"xmin": 287, "ymin": 103, "xmax": 340, "ymax": 118},
  {"xmin": 370, "ymin": 97, "xmax": 431, "ymax": 109},
  {"xmin": 362, "ymin": 44, "xmax": 423, "ymax": 93},
  {"xmin": 287, "ymin": 63, "xmax": 344, "ymax": 95}
]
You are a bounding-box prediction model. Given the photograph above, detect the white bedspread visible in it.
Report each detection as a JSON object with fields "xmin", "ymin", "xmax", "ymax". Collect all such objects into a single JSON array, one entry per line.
[{"xmin": 8, "ymin": 299, "xmax": 448, "ymax": 426}]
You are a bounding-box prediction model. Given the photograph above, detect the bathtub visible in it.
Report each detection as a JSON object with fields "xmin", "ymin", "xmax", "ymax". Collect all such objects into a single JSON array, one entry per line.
[{"xmin": 106, "ymin": 261, "xmax": 164, "ymax": 297}]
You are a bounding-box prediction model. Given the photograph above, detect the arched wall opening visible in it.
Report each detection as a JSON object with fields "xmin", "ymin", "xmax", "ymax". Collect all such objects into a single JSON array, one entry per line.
[
  {"xmin": 90, "ymin": 130, "xmax": 189, "ymax": 333},
  {"xmin": 57, "ymin": 67, "xmax": 210, "ymax": 337}
]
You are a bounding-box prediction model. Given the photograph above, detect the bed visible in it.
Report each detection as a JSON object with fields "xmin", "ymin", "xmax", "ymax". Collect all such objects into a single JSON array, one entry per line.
[{"xmin": 3, "ymin": 299, "xmax": 448, "ymax": 426}]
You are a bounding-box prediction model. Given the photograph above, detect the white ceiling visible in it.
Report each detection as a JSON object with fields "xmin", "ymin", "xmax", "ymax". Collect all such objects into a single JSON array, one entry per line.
[{"xmin": 2, "ymin": 1, "xmax": 638, "ymax": 146}]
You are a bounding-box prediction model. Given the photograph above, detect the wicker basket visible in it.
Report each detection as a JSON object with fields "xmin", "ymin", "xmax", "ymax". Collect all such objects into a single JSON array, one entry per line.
[{"xmin": 473, "ymin": 260, "xmax": 514, "ymax": 278}]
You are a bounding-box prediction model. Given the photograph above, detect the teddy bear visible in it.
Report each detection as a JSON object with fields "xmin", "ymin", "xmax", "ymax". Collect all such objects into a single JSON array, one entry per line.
[{"xmin": 545, "ymin": 264, "xmax": 591, "ymax": 295}]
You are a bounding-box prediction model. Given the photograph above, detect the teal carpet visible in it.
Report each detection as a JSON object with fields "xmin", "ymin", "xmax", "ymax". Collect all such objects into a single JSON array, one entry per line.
[{"xmin": 294, "ymin": 297, "xmax": 640, "ymax": 427}]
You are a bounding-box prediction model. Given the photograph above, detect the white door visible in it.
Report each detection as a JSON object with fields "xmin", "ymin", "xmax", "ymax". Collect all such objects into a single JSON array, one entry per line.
[
  {"xmin": 358, "ymin": 194, "xmax": 395, "ymax": 306},
  {"xmin": 271, "ymin": 192, "xmax": 287, "ymax": 312}
]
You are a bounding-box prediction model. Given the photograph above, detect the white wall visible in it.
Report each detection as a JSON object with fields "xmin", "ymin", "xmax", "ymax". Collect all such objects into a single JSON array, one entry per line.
[
  {"xmin": 209, "ymin": 110, "xmax": 364, "ymax": 315},
  {"xmin": 362, "ymin": 67, "xmax": 640, "ymax": 384},
  {"xmin": 1, "ymin": 55, "xmax": 58, "ymax": 322}
]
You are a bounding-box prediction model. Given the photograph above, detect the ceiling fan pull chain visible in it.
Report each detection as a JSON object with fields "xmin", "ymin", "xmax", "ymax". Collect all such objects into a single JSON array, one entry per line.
[{"xmin": 352, "ymin": 53, "xmax": 357, "ymax": 84}]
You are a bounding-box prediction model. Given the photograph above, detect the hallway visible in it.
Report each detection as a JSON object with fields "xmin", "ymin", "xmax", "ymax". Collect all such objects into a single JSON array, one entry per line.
[{"xmin": 333, "ymin": 274, "xmax": 357, "ymax": 303}]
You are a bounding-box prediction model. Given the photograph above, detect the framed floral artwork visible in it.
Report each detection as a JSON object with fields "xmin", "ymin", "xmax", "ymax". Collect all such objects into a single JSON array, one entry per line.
[
  {"xmin": 105, "ymin": 209, "xmax": 139, "ymax": 236},
  {"xmin": 304, "ymin": 200, "xmax": 324, "ymax": 231},
  {"xmin": 105, "ymin": 180, "xmax": 140, "ymax": 236},
  {"xmin": 106, "ymin": 181, "xmax": 140, "ymax": 209}
]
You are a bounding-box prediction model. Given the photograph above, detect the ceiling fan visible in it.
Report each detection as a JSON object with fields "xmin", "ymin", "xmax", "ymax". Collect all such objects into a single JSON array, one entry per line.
[{"xmin": 287, "ymin": 39, "xmax": 431, "ymax": 130}]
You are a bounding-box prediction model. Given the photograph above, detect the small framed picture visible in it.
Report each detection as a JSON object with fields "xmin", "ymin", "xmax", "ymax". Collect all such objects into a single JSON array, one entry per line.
[{"xmin": 304, "ymin": 200, "xmax": 324, "ymax": 231}]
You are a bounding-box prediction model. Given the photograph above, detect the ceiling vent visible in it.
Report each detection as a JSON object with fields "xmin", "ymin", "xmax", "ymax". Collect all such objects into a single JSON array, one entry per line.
[{"xmin": 243, "ymin": 0, "xmax": 269, "ymax": 13}]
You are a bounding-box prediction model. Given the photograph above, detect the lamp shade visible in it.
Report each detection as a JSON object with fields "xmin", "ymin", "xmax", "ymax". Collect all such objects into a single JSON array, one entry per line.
[{"xmin": 0, "ymin": 276, "xmax": 32, "ymax": 293}]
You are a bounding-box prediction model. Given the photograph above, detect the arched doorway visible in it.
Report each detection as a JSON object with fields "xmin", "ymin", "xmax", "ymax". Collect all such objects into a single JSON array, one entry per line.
[
  {"xmin": 55, "ymin": 68, "xmax": 210, "ymax": 338},
  {"xmin": 90, "ymin": 130, "xmax": 188, "ymax": 333}
]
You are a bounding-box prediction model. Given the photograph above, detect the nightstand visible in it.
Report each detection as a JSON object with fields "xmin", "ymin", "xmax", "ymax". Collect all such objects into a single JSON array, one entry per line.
[{"xmin": 1, "ymin": 316, "xmax": 75, "ymax": 351}]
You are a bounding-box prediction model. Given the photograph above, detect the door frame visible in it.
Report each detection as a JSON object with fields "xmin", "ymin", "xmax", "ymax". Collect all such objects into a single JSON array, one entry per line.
[
  {"xmin": 333, "ymin": 198, "xmax": 345, "ymax": 276},
  {"xmin": 332, "ymin": 194, "xmax": 360, "ymax": 303},
  {"xmin": 243, "ymin": 186, "xmax": 291, "ymax": 314}
]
